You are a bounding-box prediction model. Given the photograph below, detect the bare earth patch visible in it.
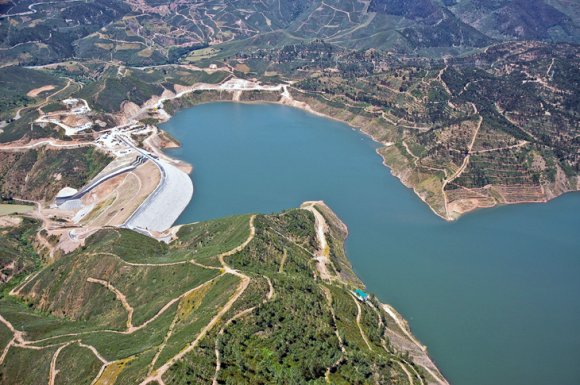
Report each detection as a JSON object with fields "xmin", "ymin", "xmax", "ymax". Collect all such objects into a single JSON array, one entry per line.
[
  {"xmin": 26, "ymin": 85, "xmax": 55, "ymax": 97},
  {"xmin": 0, "ymin": 204, "xmax": 34, "ymax": 216},
  {"xmin": 0, "ymin": 215, "xmax": 23, "ymax": 228}
]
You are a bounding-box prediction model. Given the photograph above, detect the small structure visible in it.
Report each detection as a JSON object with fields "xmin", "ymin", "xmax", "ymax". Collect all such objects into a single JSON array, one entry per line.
[{"xmin": 353, "ymin": 289, "xmax": 369, "ymax": 303}]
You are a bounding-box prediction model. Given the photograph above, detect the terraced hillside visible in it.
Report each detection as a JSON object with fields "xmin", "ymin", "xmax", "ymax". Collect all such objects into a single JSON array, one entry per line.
[
  {"xmin": 0, "ymin": 43, "xmax": 577, "ymax": 219},
  {"xmin": 0, "ymin": 203, "xmax": 445, "ymax": 385}
]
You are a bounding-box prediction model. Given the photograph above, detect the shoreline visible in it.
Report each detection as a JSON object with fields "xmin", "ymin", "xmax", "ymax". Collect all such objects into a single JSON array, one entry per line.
[
  {"xmin": 303, "ymin": 201, "xmax": 449, "ymax": 385},
  {"xmin": 145, "ymin": 98, "xmax": 458, "ymax": 381},
  {"xmin": 157, "ymin": 96, "xmax": 452, "ymax": 221},
  {"xmin": 142, "ymin": 106, "xmax": 452, "ymax": 381},
  {"xmin": 1, "ymin": 74, "xmax": 576, "ymax": 234},
  {"xmin": 148, "ymin": 85, "xmax": 578, "ymax": 224},
  {"xmin": 5, "ymin": 72, "xmax": 576, "ymax": 385}
]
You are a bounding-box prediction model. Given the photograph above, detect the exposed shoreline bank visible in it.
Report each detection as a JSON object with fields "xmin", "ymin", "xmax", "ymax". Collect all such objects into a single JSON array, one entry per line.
[
  {"xmin": 301, "ymin": 201, "xmax": 450, "ymax": 385},
  {"xmin": 145, "ymin": 81, "xmax": 577, "ymax": 223}
]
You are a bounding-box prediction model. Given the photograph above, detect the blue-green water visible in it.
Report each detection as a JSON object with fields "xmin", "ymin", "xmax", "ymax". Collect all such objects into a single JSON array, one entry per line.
[{"xmin": 162, "ymin": 103, "xmax": 580, "ymax": 385}]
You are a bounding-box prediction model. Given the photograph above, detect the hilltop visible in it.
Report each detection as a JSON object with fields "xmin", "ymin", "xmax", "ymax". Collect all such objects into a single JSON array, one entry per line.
[{"xmin": 0, "ymin": 202, "xmax": 447, "ymax": 385}]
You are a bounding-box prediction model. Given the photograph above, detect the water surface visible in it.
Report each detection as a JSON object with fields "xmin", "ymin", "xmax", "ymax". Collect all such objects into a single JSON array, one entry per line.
[{"xmin": 162, "ymin": 103, "xmax": 580, "ymax": 385}]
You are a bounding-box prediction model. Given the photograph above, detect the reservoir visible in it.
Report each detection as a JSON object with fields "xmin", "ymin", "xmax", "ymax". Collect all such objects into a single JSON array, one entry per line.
[{"xmin": 162, "ymin": 102, "xmax": 580, "ymax": 385}]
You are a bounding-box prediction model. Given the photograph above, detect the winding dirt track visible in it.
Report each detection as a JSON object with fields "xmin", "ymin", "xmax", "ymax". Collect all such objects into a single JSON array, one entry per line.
[
  {"xmin": 87, "ymin": 278, "xmax": 135, "ymax": 331},
  {"xmin": 396, "ymin": 360, "xmax": 415, "ymax": 385},
  {"xmin": 48, "ymin": 342, "xmax": 73, "ymax": 385},
  {"xmin": 2, "ymin": 209, "xmax": 448, "ymax": 384},
  {"xmin": 381, "ymin": 304, "xmax": 425, "ymax": 351},
  {"xmin": 320, "ymin": 286, "xmax": 347, "ymax": 382},
  {"xmin": 301, "ymin": 202, "xmax": 334, "ymax": 281},
  {"xmin": 139, "ymin": 215, "xmax": 256, "ymax": 385},
  {"xmin": 350, "ymin": 293, "xmax": 373, "ymax": 351},
  {"xmin": 212, "ymin": 275, "xmax": 274, "ymax": 385},
  {"xmin": 442, "ymin": 114, "xmax": 483, "ymax": 216}
]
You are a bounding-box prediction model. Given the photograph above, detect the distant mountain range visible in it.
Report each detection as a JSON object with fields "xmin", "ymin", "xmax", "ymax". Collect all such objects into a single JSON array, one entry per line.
[{"xmin": 0, "ymin": 0, "xmax": 578, "ymax": 67}]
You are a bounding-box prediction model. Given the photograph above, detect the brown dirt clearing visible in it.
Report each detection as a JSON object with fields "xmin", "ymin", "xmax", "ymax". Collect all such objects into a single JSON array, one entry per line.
[{"xmin": 26, "ymin": 85, "xmax": 55, "ymax": 97}]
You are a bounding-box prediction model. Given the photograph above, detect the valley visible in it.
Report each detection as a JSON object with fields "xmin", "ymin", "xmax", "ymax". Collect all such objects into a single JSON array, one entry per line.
[{"xmin": 0, "ymin": 1, "xmax": 578, "ymax": 384}]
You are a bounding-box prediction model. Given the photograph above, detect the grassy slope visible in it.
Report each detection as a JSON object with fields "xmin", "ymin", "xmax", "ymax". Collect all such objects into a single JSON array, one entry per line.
[
  {"xmin": 0, "ymin": 208, "xmax": 422, "ymax": 385},
  {"xmin": 0, "ymin": 67, "xmax": 67, "ymax": 121}
]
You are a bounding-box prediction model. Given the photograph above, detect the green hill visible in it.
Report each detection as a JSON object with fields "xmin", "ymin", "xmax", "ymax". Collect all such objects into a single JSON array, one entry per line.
[{"xmin": 0, "ymin": 204, "xmax": 444, "ymax": 385}]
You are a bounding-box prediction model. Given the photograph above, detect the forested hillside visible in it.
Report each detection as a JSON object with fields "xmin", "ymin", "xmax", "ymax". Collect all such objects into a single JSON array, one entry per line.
[{"xmin": 0, "ymin": 205, "xmax": 445, "ymax": 385}]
